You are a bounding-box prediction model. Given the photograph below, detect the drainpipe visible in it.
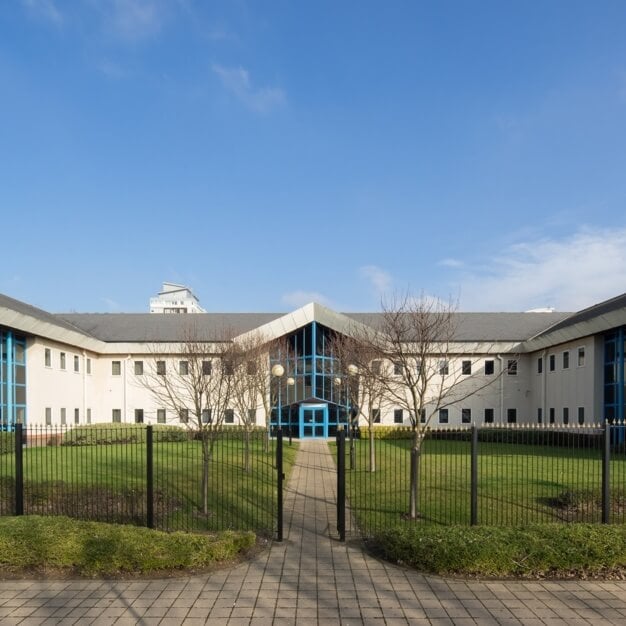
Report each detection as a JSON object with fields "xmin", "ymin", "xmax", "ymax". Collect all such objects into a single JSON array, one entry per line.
[
  {"xmin": 541, "ymin": 349, "xmax": 547, "ymax": 423},
  {"xmin": 497, "ymin": 355, "xmax": 504, "ymax": 422},
  {"xmin": 124, "ymin": 355, "xmax": 131, "ymax": 423},
  {"xmin": 82, "ymin": 350, "xmax": 87, "ymax": 424}
]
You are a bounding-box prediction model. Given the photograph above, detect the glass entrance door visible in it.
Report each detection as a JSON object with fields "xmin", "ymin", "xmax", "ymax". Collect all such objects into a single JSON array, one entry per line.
[{"xmin": 299, "ymin": 404, "xmax": 328, "ymax": 438}]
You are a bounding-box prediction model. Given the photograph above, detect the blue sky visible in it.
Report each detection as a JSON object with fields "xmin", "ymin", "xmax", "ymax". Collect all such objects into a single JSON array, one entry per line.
[{"xmin": 2, "ymin": 1, "xmax": 626, "ymax": 314}]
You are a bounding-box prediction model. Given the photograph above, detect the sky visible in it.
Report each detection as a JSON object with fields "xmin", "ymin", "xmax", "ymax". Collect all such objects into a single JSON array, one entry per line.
[{"xmin": 2, "ymin": 0, "xmax": 626, "ymax": 314}]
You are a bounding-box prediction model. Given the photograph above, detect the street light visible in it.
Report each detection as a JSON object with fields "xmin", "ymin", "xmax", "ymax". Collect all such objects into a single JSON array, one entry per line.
[
  {"xmin": 335, "ymin": 365, "xmax": 358, "ymax": 469},
  {"xmin": 271, "ymin": 364, "xmax": 285, "ymax": 431},
  {"xmin": 347, "ymin": 364, "xmax": 358, "ymax": 469},
  {"xmin": 271, "ymin": 365, "xmax": 295, "ymax": 434}
]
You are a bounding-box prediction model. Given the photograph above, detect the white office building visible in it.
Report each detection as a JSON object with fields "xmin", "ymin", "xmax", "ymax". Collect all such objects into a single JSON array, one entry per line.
[{"xmin": 1, "ymin": 290, "xmax": 625, "ymax": 437}]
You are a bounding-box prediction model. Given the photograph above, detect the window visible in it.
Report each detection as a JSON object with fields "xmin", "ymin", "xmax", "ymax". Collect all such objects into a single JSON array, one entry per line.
[
  {"xmin": 549, "ymin": 408, "xmax": 555, "ymax": 424},
  {"xmin": 537, "ymin": 357, "xmax": 543, "ymax": 374},
  {"xmin": 112, "ymin": 361, "xmax": 121, "ymax": 376},
  {"xmin": 223, "ymin": 361, "xmax": 234, "ymax": 376},
  {"xmin": 420, "ymin": 409, "xmax": 426, "ymax": 424},
  {"xmin": 537, "ymin": 408, "xmax": 543, "ymax": 424},
  {"xmin": 439, "ymin": 408, "xmax": 449, "ymax": 424},
  {"xmin": 549, "ymin": 354, "xmax": 555, "ymax": 371},
  {"xmin": 415, "ymin": 360, "xmax": 422, "ymax": 375},
  {"xmin": 462, "ymin": 361, "xmax": 471, "ymax": 375},
  {"xmin": 393, "ymin": 409, "xmax": 403, "ymax": 424},
  {"xmin": 371, "ymin": 360, "xmax": 381, "ymax": 375},
  {"xmin": 201, "ymin": 408, "xmax": 212, "ymax": 424},
  {"xmin": 247, "ymin": 361, "xmax": 257, "ymax": 375},
  {"xmin": 372, "ymin": 408, "xmax": 381, "ymax": 424},
  {"xmin": 563, "ymin": 407, "xmax": 569, "ymax": 425},
  {"xmin": 86, "ymin": 358, "xmax": 91, "ymax": 374},
  {"xmin": 60, "ymin": 408, "xmax": 66, "ymax": 426},
  {"xmin": 439, "ymin": 361, "xmax": 449, "ymax": 376},
  {"xmin": 44, "ymin": 348, "xmax": 51, "ymax": 367},
  {"xmin": 179, "ymin": 408, "xmax": 189, "ymax": 424},
  {"xmin": 86, "ymin": 408, "xmax": 91, "ymax": 424},
  {"xmin": 578, "ymin": 346, "xmax": 585, "ymax": 367},
  {"xmin": 563, "ymin": 351, "xmax": 570, "ymax": 369},
  {"xmin": 157, "ymin": 409, "xmax": 166, "ymax": 424},
  {"xmin": 135, "ymin": 409, "xmax": 144, "ymax": 424},
  {"xmin": 112, "ymin": 409, "xmax": 121, "ymax": 423},
  {"xmin": 393, "ymin": 361, "xmax": 402, "ymax": 375},
  {"xmin": 507, "ymin": 408, "xmax": 517, "ymax": 423},
  {"xmin": 461, "ymin": 408, "xmax": 471, "ymax": 423},
  {"xmin": 578, "ymin": 406, "xmax": 585, "ymax": 425},
  {"xmin": 507, "ymin": 360, "xmax": 518, "ymax": 376},
  {"xmin": 60, "ymin": 352, "xmax": 66, "ymax": 370},
  {"xmin": 179, "ymin": 361, "xmax": 189, "ymax": 375},
  {"xmin": 156, "ymin": 360, "xmax": 166, "ymax": 375},
  {"xmin": 484, "ymin": 408, "xmax": 494, "ymax": 423},
  {"xmin": 45, "ymin": 407, "xmax": 52, "ymax": 426},
  {"xmin": 134, "ymin": 361, "xmax": 144, "ymax": 375},
  {"xmin": 247, "ymin": 408, "xmax": 257, "ymax": 424},
  {"xmin": 484, "ymin": 360, "xmax": 494, "ymax": 375},
  {"xmin": 202, "ymin": 360, "xmax": 212, "ymax": 375},
  {"xmin": 74, "ymin": 409, "xmax": 79, "ymax": 425},
  {"xmin": 224, "ymin": 409, "xmax": 234, "ymax": 424},
  {"xmin": 74, "ymin": 355, "xmax": 79, "ymax": 372}
]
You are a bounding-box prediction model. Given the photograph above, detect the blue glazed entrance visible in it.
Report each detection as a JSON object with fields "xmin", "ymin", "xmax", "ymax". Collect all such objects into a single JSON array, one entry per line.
[{"xmin": 299, "ymin": 404, "xmax": 328, "ymax": 438}]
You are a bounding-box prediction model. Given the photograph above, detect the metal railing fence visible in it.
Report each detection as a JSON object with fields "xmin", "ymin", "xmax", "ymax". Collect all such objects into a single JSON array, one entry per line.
[
  {"xmin": 340, "ymin": 423, "xmax": 626, "ymax": 537},
  {"xmin": 0, "ymin": 424, "xmax": 280, "ymax": 536}
]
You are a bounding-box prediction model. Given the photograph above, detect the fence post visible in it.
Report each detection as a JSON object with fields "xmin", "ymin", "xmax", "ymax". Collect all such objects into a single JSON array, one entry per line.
[
  {"xmin": 471, "ymin": 425, "xmax": 478, "ymax": 526},
  {"xmin": 276, "ymin": 429, "xmax": 284, "ymax": 542},
  {"xmin": 337, "ymin": 428, "xmax": 346, "ymax": 542},
  {"xmin": 602, "ymin": 421, "xmax": 611, "ymax": 524},
  {"xmin": 146, "ymin": 425, "xmax": 154, "ymax": 529},
  {"xmin": 14, "ymin": 423, "xmax": 24, "ymax": 516}
]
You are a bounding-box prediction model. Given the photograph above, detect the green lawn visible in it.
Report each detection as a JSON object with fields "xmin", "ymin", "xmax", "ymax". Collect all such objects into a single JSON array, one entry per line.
[
  {"xmin": 0, "ymin": 430, "xmax": 298, "ymax": 534},
  {"xmin": 339, "ymin": 436, "xmax": 626, "ymax": 534}
]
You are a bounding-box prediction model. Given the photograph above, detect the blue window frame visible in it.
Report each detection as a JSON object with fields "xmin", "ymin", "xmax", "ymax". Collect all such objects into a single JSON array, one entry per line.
[{"xmin": 0, "ymin": 329, "xmax": 27, "ymax": 430}]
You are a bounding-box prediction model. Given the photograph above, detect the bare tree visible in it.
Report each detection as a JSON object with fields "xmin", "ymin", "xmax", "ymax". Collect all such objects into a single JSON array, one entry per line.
[
  {"xmin": 354, "ymin": 293, "xmax": 503, "ymax": 519},
  {"xmin": 330, "ymin": 333, "xmax": 386, "ymax": 472},
  {"xmin": 140, "ymin": 323, "xmax": 235, "ymax": 516}
]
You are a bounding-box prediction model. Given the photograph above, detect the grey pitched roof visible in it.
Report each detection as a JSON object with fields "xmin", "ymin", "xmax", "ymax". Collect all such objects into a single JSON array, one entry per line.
[
  {"xmin": 0, "ymin": 293, "xmax": 94, "ymax": 338},
  {"xmin": 56, "ymin": 313, "xmax": 284, "ymax": 342},
  {"xmin": 345, "ymin": 312, "xmax": 571, "ymax": 342},
  {"xmin": 55, "ymin": 310, "xmax": 571, "ymax": 343},
  {"xmin": 531, "ymin": 292, "xmax": 626, "ymax": 339}
]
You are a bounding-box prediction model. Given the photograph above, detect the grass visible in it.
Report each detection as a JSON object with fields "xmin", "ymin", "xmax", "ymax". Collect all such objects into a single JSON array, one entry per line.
[
  {"xmin": 0, "ymin": 428, "xmax": 298, "ymax": 533},
  {"xmin": 372, "ymin": 523, "xmax": 626, "ymax": 579},
  {"xmin": 0, "ymin": 515, "xmax": 256, "ymax": 577},
  {"xmin": 339, "ymin": 435, "xmax": 626, "ymax": 533}
]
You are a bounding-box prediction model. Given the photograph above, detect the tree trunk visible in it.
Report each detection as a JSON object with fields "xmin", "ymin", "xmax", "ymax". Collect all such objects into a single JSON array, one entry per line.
[
  {"xmin": 244, "ymin": 429, "xmax": 251, "ymax": 473},
  {"xmin": 409, "ymin": 431, "xmax": 421, "ymax": 519},
  {"xmin": 201, "ymin": 435, "xmax": 210, "ymax": 516},
  {"xmin": 368, "ymin": 427, "xmax": 376, "ymax": 472}
]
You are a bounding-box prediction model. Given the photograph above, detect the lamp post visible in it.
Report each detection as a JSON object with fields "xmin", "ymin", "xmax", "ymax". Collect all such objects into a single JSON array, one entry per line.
[
  {"xmin": 335, "ymin": 364, "xmax": 358, "ymax": 470},
  {"xmin": 347, "ymin": 364, "xmax": 358, "ymax": 470},
  {"xmin": 271, "ymin": 364, "xmax": 285, "ymax": 432}
]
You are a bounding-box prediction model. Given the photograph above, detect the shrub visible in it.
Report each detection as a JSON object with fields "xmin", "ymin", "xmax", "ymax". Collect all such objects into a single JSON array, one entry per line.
[
  {"xmin": 61, "ymin": 424, "xmax": 189, "ymax": 446},
  {"xmin": 372, "ymin": 524, "xmax": 626, "ymax": 578},
  {"xmin": 0, "ymin": 432, "xmax": 15, "ymax": 455}
]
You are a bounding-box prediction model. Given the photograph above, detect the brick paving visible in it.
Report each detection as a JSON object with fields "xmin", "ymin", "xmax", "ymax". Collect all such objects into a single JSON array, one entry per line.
[{"xmin": 2, "ymin": 439, "xmax": 626, "ymax": 624}]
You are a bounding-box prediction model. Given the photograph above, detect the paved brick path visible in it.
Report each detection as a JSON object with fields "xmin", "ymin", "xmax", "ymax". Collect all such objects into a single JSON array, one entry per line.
[{"xmin": 2, "ymin": 439, "xmax": 626, "ymax": 624}]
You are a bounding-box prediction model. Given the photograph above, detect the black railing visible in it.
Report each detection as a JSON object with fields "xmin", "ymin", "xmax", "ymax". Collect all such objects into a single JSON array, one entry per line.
[
  {"xmin": 342, "ymin": 423, "xmax": 626, "ymax": 536},
  {"xmin": 0, "ymin": 424, "xmax": 283, "ymax": 537}
]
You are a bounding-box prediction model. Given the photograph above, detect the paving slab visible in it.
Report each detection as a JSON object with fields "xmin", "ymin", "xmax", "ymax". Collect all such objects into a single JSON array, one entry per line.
[{"xmin": 4, "ymin": 439, "xmax": 626, "ymax": 624}]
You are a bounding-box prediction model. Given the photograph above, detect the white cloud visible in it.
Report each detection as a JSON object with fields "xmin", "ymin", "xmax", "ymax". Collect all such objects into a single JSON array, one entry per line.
[
  {"xmin": 102, "ymin": 0, "xmax": 166, "ymax": 41},
  {"xmin": 281, "ymin": 290, "xmax": 332, "ymax": 309},
  {"xmin": 212, "ymin": 64, "xmax": 286, "ymax": 114},
  {"xmin": 21, "ymin": 0, "xmax": 63, "ymax": 25},
  {"xmin": 359, "ymin": 265, "xmax": 393, "ymax": 296},
  {"xmin": 457, "ymin": 227, "xmax": 626, "ymax": 311}
]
